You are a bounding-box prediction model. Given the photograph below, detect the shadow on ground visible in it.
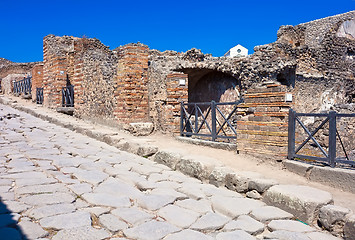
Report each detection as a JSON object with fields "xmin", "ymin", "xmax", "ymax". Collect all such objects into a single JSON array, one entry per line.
[{"xmin": 0, "ymin": 197, "xmax": 28, "ymax": 240}]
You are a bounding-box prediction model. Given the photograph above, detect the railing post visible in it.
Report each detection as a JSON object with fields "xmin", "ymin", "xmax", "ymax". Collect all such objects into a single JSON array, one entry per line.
[
  {"xmin": 211, "ymin": 100, "xmax": 217, "ymax": 141},
  {"xmin": 288, "ymin": 108, "xmax": 296, "ymax": 160},
  {"xmin": 194, "ymin": 103, "xmax": 198, "ymax": 134},
  {"xmin": 180, "ymin": 101, "xmax": 184, "ymax": 136},
  {"xmin": 328, "ymin": 111, "xmax": 337, "ymax": 167}
]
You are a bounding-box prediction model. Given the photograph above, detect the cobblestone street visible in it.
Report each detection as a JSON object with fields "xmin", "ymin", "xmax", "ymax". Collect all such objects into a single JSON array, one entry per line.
[{"xmin": 0, "ymin": 104, "xmax": 341, "ymax": 240}]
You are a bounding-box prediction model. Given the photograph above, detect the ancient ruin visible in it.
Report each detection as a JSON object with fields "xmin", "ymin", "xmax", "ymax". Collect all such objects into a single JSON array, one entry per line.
[{"xmin": 1, "ymin": 10, "xmax": 354, "ymax": 161}]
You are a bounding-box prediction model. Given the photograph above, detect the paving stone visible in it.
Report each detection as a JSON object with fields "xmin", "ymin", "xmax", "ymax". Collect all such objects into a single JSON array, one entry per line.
[
  {"xmin": 318, "ymin": 204, "xmax": 351, "ymax": 230},
  {"xmin": 74, "ymin": 198, "xmax": 90, "ymax": 208},
  {"xmin": 3, "ymin": 201, "xmax": 30, "ymax": 213},
  {"xmin": 264, "ymin": 185, "xmax": 333, "ymax": 224},
  {"xmin": 7, "ymin": 165, "xmax": 37, "ymax": 173},
  {"xmin": 94, "ymin": 177, "xmax": 143, "ymax": 199},
  {"xmin": 174, "ymin": 199, "xmax": 212, "ymax": 214},
  {"xmin": 52, "ymin": 157, "xmax": 88, "ymax": 168},
  {"xmin": 248, "ymin": 178, "xmax": 278, "ymax": 193},
  {"xmin": 131, "ymin": 164, "xmax": 164, "ymax": 175},
  {"xmin": 0, "ymin": 227, "xmax": 22, "ymax": 240},
  {"xmin": 306, "ymin": 231, "xmax": 342, "ymax": 240},
  {"xmin": 177, "ymin": 183, "xmax": 206, "ymax": 200},
  {"xmin": 111, "ymin": 207, "xmax": 153, "ymax": 225},
  {"xmin": 136, "ymin": 194, "xmax": 176, "ymax": 211},
  {"xmin": 18, "ymin": 220, "xmax": 48, "ymax": 239},
  {"xmin": 200, "ymin": 185, "xmax": 242, "ymax": 198},
  {"xmin": 0, "ymin": 185, "xmax": 11, "ymax": 192},
  {"xmin": 69, "ymin": 183, "xmax": 93, "ymax": 195},
  {"xmin": 72, "ymin": 169, "xmax": 108, "ymax": 185},
  {"xmin": 158, "ymin": 205, "xmax": 201, "ymax": 228},
  {"xmin": 246, "ymin": 190, "xmax": 262, "ymax": 199},
  {"xmin": 250, "ymin": 206, "xmax": 293, "ymax": 222},
  {"xmin": 163, "ymin": 229, "xmax": 213, "ymax": 240},
  {"xmin": 123, "ymin": 220, "xmax": 180, "ymax": 240},
  {"xmin": 39, "ymin": 211, "xmax": 91, "ymax": 230},
  {"xmin": 20, "ymin": 192, "xmax": 75, "ymax": 206},
  {"xmin": 82, "ymin": 193, "xmax": 131, "ymax": 208},
  {"xmin": 15, "ymin": 177, "xmax": 57, "ymax": 187},
  {"xmin": 216, "ymin": 230, "xmax": 256, "ymax": 240},
  {"xmin": 190, "ymin": 212, "xmax": 230, "ymax": 231},
  {"xmin": 1, "ymin": 171, "xmax": 48, "ymax": 179},
  {"xmin": 264, "ymin": 230, "xmax": 311, "ymax": 240},
  {"xmin": 27, "ymin": 203, "xmax": 76, "ymax": 219},
  {"xmin": 52, "ymin": 226, "xmax": 110, "ymax": 240},
  {"xmin": 82, "ymin": 206, "xmax": 110, "ymax": 216},
  {"xmin": 99, "ymin": 213, "xmax": 129, "ymax": 232},
  {"xmin": 223, "ymin": 215, "xmax": 264, "ymax": 235},
  {"xmin": 54, "ymin": 174, "xmax": 81, "ymax": 184},
  {"xmin": 0, "ymin": 179, "xmax": 13, "ymax": 185},
  {"xmin": 154, "ymin": 181, "xmax": 181, "ymax": 190},
  {"xmin": 211, "ymin": 195, "xmax": 265, "ymax": 218},
  {"xmin": 268, "ymin": 220, "xmax": 316, "ymax": 233},
  {"xmin": 150, "ymin": 188, "xmax": 187, "ymax": 200},
  {"xmin": 15, "ymin": 183, "xmax": 68, "ymax": 195}
]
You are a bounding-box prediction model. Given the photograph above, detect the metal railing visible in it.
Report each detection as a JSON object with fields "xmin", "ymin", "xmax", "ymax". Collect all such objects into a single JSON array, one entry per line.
[
  {"xmin": 13, "ymin": 77, "xmax": 32, "ymax": 95},
  {"xmin": 180, "ymin": 100, "xmax": 243, "ymax": 142},
  {"xmin": 36, "ymin": 88, "xmax": 43, "ymax": 104},
  {"xmin": 62, "ymin": 85, "xmax": 74, "ymax": 107},
  {"xmin": 288, "ymin": 108, "xmax": 355, "ymax": 167}
]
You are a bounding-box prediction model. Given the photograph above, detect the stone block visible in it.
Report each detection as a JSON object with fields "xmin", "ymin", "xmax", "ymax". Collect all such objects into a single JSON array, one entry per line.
[
  {"xmin": 209, "ymin": 167, "xmax": 234, "ymax": 187},
  {"xmin": 344, "ymin": 214, "xmax": 355, "ymax": 240},
  {"xmin": 153, "ymin": 149, "xmax": 182, "ymax": 169},
  {"xmin": 127, "ymin": 122, "xmax": 154, "ymax": 136},
  {"xmin": 248, "ymin": 178, "xmax": 278, "ymax": 193},
  {"xmin": 263, "ymin": 185, "xmax": 333, "ymax": 224},
  {"xmin": 225, "ymin": 171, "xmax": 262, "ymax": 193},
  {"xmin": 308, "ymin": 166, "xmax": 355, "ymax": 194},
  {"xmin": 318, "ymin": 204, "xmax": 350, "ymax": 235},
  {"xmin": 176, "ymin": 155, "xmax": 219, "ymax": 181}
]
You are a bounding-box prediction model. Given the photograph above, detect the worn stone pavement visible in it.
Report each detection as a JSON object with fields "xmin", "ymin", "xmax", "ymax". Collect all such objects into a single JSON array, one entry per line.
[{"xmin": 0, "ymin": 104, "xmax": 341, "ymax": 240}]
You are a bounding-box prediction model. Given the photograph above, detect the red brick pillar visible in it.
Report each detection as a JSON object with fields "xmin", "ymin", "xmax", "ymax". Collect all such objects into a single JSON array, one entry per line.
[
  {"xmin": 114, "ymin": 44, "xmax": 149, "ymax": 123},
  {"xmin": 31, "ymin": 64, "xmax": 44, "ymax": 101}
]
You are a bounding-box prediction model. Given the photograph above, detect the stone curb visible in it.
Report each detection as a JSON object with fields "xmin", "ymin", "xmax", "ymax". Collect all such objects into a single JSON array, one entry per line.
[
  {"xmin": 284, "ymin": 160, "xmax": 355, "ymax": 194},
  {"xmin": 0, "ymin": 95, "xmax": 353, "ymax": 238}
]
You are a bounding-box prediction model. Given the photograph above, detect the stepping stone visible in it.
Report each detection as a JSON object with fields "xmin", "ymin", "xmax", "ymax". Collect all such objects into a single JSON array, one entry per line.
[
  {"xmin": 158, "ymin": 205, "xmax": 201, "ymax": 228},
  {"xmin": 111, "ymin": 207, "xmax": 153, "ymax": 225},
  {"xmin": 250, "ymin": 206, "xmax": 293, "ymax": 222},
  {"xmin": 223, "ymin": 215, "xmax": 264, "ymax": 235},
  {"xmin": 164, "ymin": 229, "xmax": 214, "ymax": 240},
  {"xmin": 264, "ymin": 185, "xmax": 333, "ymax": 224},
  {"xmin": 268, "ymin": 220, "xmax": 315, "ymax": 233},
  {"xmin": 99, "ymin": 214, "xmax": 129, "ymax": 232},
  {"xmin": 52, "ymin": 226, "xmax": 110, "ymax": 240},
  {"xmin": 216, "ymin": 230, "xmax": 256, "ymax": 240},
  {"xmin": 27, "ymin": 203, "xmax": 76, "ymax": 219},
  {"xmin": 39, "ymin": 211, "xmax": 91, "ymax": 230},
  {"xmin": 82, "ymin": 193, "xmax": 131, "ymax": 208},
  {"xmin": 123, "ymin": 220, "xmax": 180, "ymax": 240},
  {"xmin": 211, "ymin": 196, "xmax": 265, "ymax": 218},
  {"xmin": 190, "ymin": 212, "xmax": 230, "ymax": 231},
  {"xmin": 18, "ymin": 220, "xmax": 48, "ymax": 239}
]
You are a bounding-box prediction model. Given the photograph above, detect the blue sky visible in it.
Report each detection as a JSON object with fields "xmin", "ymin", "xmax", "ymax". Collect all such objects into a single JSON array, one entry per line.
[{"xmin": 1, "ymin": 0, "xmax": 354, "ymax": 62}]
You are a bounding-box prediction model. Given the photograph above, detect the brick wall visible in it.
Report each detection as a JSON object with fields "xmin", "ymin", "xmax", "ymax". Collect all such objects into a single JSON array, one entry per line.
[
  {"xmin": 165, "ymin": 73, "xmax": 188, "ymax": 133},
  {"xmin": 114, "ymin": 44, "xmax": 149, "ymax": 124},
  {"xmin": 31, "ymin": 64, "xmax": 44, "ymax": 101},
  {"xmin": 236, "ymin": 83, "xmax": 291, "ymax": 159}
]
